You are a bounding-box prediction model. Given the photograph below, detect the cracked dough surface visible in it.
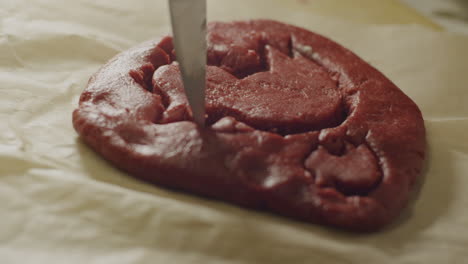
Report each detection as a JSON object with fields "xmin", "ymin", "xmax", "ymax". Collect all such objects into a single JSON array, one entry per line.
[{"xmin": 73, "ymin": 20, "xmax": 426, "ymax": 231}]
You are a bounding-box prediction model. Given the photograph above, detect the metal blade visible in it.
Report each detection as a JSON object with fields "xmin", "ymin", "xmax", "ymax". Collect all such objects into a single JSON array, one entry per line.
[{"xmin": 168, "ymin": 0, "xmax": 207, "ymax": 127}]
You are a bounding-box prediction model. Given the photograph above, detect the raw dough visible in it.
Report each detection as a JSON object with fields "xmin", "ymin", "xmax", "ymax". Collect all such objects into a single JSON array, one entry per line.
[{"xmin": 73, "ymin": 20, "xmax": 426, "ymax": 231}]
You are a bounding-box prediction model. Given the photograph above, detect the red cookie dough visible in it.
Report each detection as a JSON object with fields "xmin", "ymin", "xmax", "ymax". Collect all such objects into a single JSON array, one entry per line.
[{"xmin": 73, "ymin": 20, "xmax": 426, "ymax": 232}]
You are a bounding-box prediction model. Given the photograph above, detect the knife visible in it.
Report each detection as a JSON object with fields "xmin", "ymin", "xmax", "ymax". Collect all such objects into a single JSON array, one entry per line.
[{"xmin": 168, "ymin": 0, "xmax": 207, "ymax": 127}]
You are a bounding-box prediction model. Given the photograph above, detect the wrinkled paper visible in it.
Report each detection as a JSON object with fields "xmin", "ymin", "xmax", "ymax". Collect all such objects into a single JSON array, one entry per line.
[{"xmin": 1, "ymin": 0, "xmax": 468, "ymax": 263}]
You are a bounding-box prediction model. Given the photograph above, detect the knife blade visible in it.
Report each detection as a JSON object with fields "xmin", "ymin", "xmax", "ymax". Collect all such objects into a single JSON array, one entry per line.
[{"xmin": 168, "ymin": 0, "xmax": 207, "ymax": 127}]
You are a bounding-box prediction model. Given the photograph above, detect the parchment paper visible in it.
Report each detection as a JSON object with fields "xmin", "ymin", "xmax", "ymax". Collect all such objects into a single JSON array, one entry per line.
[{"xmin": 1, "ymin": 0, "xmax": 468, "ymax": 263}]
